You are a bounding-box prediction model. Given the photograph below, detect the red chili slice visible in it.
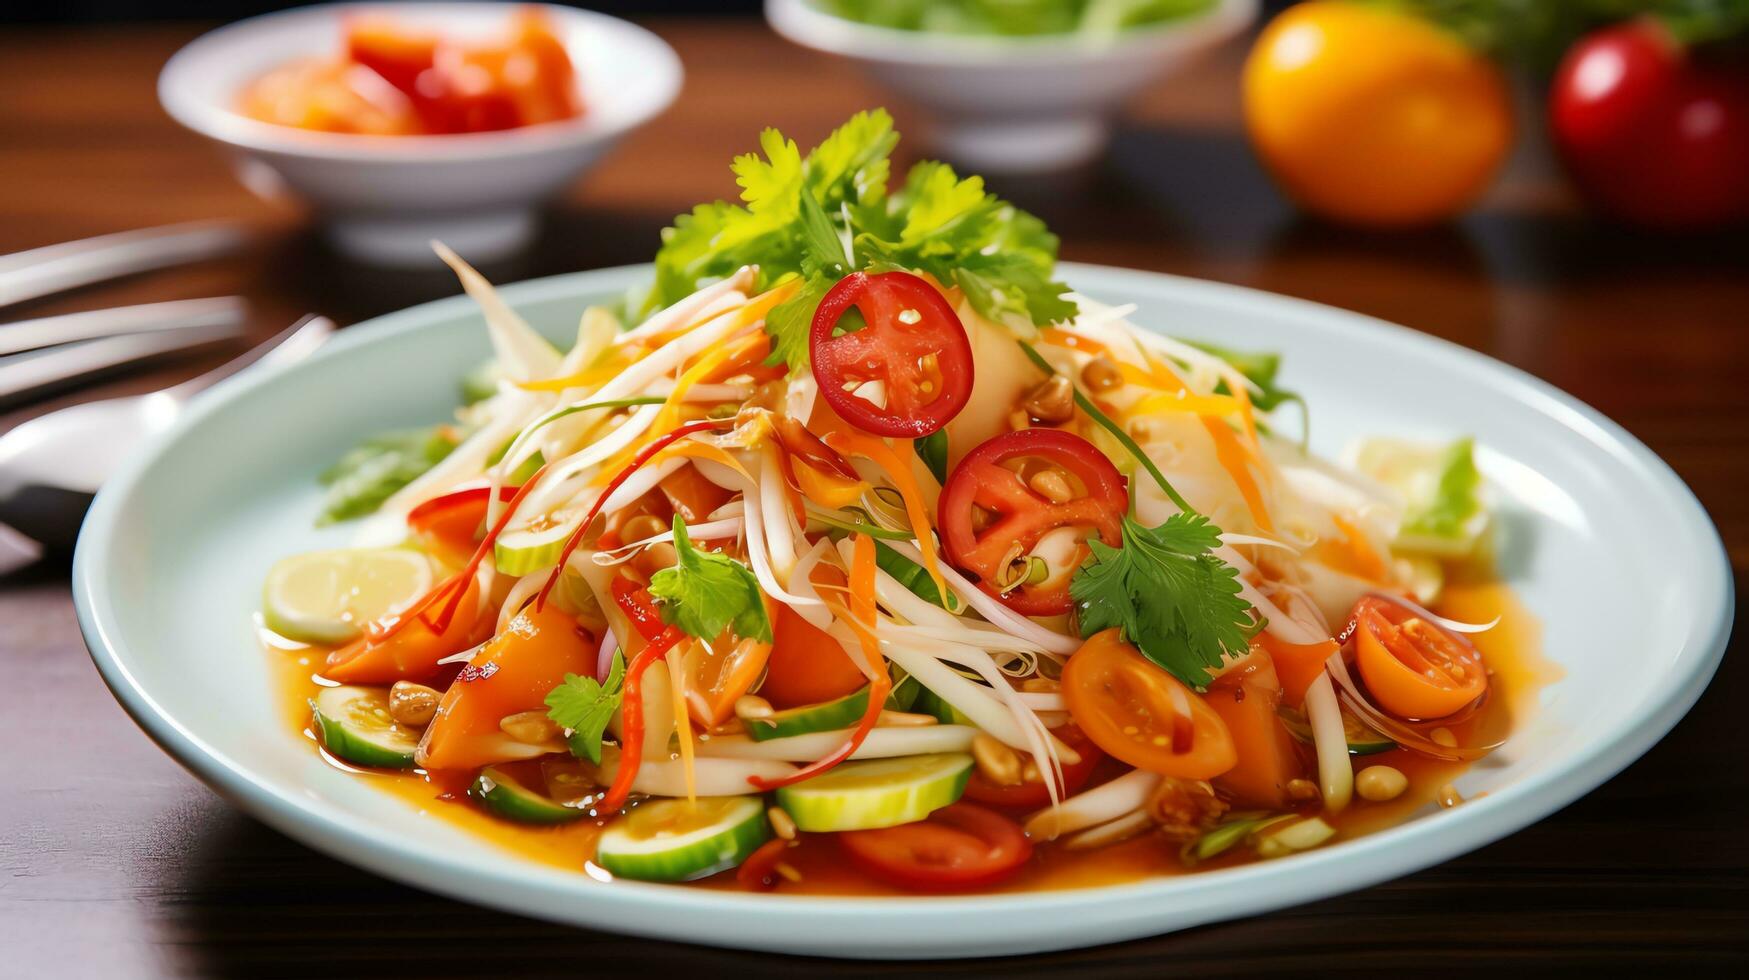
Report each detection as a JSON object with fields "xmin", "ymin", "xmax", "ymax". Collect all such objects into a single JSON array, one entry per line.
[
  {"xmin": 938, "ymin": 428, "xmax": 1127, "ymax": 616},
  {"xmin": 809, "ymin": 271, "xmax": 974, "ymax": 439}
]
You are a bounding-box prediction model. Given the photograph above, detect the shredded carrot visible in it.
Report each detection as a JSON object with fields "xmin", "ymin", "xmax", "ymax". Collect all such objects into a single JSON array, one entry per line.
[
  {"xmin": 667, "ymin": 646, "xmax": 697, "ymax": 803},
  {"xmin": 1130, "ymin": 390, "xmax": 1246, "ymax": 417},
  {"xmin": 514, "ymin": 349, "xmax": 633, "ymax": 393},
  {"xmin": 824, "ymin": 431, "xmax": 946, "ymax": 600},
  {"xmin": 1040, "ymin": 327, "xmax": 1108, "ymax": 355},
  {"xmin": 1325, "ymin": 516, "xmax": 1391, "ymax": 583},
  {"xmin": 734, "ymin": 277, "xmax": 801, "ymax": 329},
  {"xmin": 593, "ymin": 331, "xmax": 762, "ymax": 484},
  {"xmin": 1202, "ymin": 417, "xmax": 1274, "ymax": 533}
]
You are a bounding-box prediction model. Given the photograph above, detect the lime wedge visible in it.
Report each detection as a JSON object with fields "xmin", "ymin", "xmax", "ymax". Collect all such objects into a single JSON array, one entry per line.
[
  {"xmin": 1351, "ymin": 437, "xmax": 1486, "ymax": 557},
  {"xmin": 263, "ymin": 547, "xmax": 434, "ymax": 645}
]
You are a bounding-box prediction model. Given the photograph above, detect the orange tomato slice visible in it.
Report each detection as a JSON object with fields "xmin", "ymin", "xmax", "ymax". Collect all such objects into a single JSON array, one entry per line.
[
  {"xmin": 1061, "ymin": 629, "xmax": 1236, "ymax": 780},
  {"xmin": 1352, "ymin": 596, "xmax": 1487, "ymax": 719},
  {"xmin": 417, "ymin": 601, "xmax": 595, "ymax": 771}
]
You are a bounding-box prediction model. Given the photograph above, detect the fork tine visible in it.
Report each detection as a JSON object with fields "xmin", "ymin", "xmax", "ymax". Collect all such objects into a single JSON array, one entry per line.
[
  {"xmin": 0, "ymin": 297, "xmax": 247, "ymax": 357},
  {"xmin": 0, "ymin": 321, "xmax": 244, "ymax": 410},
  {"xmin": 0, "ymin": 221, "xmax": 246, "ymax": 310}
]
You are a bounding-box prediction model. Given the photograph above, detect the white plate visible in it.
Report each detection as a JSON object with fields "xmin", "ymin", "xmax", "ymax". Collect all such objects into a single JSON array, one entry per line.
[{"xmin": 73, "ymin": 263, "xmax": 1732, "ymax": 958}]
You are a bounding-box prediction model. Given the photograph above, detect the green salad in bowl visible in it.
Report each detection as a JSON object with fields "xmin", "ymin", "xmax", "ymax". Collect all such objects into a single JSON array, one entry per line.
[{"xmin": 812, "ymin": 0, "xmax": 1216, "ymax": 37}]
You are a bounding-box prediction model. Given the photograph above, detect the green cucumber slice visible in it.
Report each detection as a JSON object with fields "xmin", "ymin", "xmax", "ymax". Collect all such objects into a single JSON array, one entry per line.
[
  {"xmin": 1281, "ymin": 708, "xmax": 1397, "ymax": 756},
  {"xmin": 493, "ymin": 514, "xmax": 579, "ymax": 575},
  {"xmin": 745, "ymin": 674, "xmax": 923, "ymax": 742},
  {"xmin": 469, "ymin": 766, "xmax": 586, "ymax": 825},
  {"xmin": 311, "ymin": 686, "xmax": 419, "ymax": 769},
  {"xmin": 775, "ymin": 752, "xmax": 972, "ymax": 832},
  {"xmin": 912, "ymin": 685, "xmax": 975, "ymax": 726},
  {"xmin": 595, "ymin": 796, "xmax": 769, "ymax": 882}
]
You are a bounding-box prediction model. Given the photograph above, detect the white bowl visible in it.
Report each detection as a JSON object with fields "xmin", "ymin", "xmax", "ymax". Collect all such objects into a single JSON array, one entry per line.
[
  {"xmin": 766, "ymin": 0, "xmax": 1257, "ymax": 173},
  {"xmin": 159, "ymin": 2, "xmax": 681, "ymax": 266},
  {"xmin": 73, "ymin": 262, "xmax": 1732, "ymax": 958}
]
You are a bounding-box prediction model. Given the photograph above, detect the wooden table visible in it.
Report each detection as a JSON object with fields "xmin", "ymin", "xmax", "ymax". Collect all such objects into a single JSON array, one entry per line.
[{"xmin": 2, "ymin": 19, "xmax": 1745, "ymax": 976}]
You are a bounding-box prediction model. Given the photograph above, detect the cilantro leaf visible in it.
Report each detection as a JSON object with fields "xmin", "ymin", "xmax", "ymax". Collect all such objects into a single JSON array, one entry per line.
[
  {"xmin": 763, "ymin": 272, "xmax": 832, "ymax": 375},
  {"xmin": 648, "ymin": 518, "xmax": 774, "ymax": 642},
  {"xmin": 803, "ymin": 107, "xmax": 898, "ymax": 208},
  {"xmin": 545, "ymin": 652, "xmax": 626, "ymax": 765},
  {"xmin": 1071, "ymin": 513, "xmax": 1257, "ymax": 690},
  {"xmin": 644, "ymin": 109, "xmax": 1077, "ymax": 362}
]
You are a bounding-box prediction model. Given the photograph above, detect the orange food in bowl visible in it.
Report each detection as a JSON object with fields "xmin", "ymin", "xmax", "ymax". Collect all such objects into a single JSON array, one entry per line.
[{"xmin": 239, "ymin": 7, "xmax": 583, "ymax": 136}]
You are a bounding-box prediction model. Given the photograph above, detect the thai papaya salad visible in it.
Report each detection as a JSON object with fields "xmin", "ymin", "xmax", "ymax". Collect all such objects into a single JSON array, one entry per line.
[{"xmin": 263, "ymin": 109, "xmax": 1502, "ymax": 892}]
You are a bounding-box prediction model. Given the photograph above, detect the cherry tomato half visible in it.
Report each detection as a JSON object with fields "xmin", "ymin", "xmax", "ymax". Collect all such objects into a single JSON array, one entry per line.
[
  {"xmin": 1061, "ymin": 629, "xmax": 1237, "ymax": 780},
  {"xmin": 809, "ymin": 271, "xmax": 974, "ymax": 439},
  {"xmin": 1550, "ymin": 19, "xmax": 1749, "ymax": 229},
  {"xmin": 939, "ymin": 428, "xmax": 1127, "ymax": 616},
  {"xmin": 838, "ymin": 803, "xmax": 1032, "ymax": 892},
  {"xmin": 962, "ymin": 725, "xmax": 1104, "ymax": 809},
  {"xmin": 1350, "ymin": 596, "xmax": 1487, "ymax": 720}
]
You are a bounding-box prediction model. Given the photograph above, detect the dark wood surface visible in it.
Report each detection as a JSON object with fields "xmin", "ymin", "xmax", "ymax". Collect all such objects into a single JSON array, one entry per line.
[{"xmin": 2, "ymin": 18, "xmax": 1745, "ymax": 977}]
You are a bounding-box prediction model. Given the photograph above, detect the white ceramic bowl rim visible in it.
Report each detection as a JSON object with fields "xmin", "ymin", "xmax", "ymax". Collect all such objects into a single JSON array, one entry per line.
[
  {"xmin": 158, "ymin": 2, "xmax": 682, "ymax": 163},
  {"xmin": 72, "ymin": 263, "xmax": 1733, "ymax": 954},
  {"xmin": 766, "ymin": 0, "xmax": 1258, "ymax": 66}
]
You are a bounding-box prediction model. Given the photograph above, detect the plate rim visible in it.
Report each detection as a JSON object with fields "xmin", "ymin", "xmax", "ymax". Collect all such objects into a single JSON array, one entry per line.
[{"xmin": 71, "ymin": 261, "xmax": 1735, "ymax": 957}]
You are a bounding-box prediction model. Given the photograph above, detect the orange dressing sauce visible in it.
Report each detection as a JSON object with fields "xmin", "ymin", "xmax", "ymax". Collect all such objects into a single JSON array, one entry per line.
[{"xmin": 266, "ymin": 572, "xmax": 1556, "ymax": 895}]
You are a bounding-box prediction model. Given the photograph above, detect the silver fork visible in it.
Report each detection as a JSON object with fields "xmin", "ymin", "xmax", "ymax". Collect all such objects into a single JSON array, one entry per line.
[{"xmin": 0, "ymin": 314, "xmax": 334, "ymax": 561}]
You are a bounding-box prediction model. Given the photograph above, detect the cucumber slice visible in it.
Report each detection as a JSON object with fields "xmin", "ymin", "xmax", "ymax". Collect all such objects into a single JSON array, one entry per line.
[
  {"xmin": 263, "ymin": 547, "xmax": 433, "ymax": 645},
  {"xmin": 1281, "ymin": 708, "xmax": 1397, "ymax": 756},
  {"xmin": 775, "ymin": 752, "xmax": 972, "ymax": 832},
  {"xmin": 745, "ymin": 674, "xmax": 924, "ymax": 741},
  {"xmin": 493, "ymin": 513, "xmax": 580, "ymax": 576},
  {"xmin": 311, "ymin": 685, "xmax": 419, "ymax": 769},
  {"xmin": 912, "ymin": 686, "xmax": 975, "ymax": 726},
  {"xmin": 596, "ymin": 796, "xmax": 769, "ymax": 882},
  {"xmin": 469, "ymin": 766, "xmax": 586, "ymax": 825}
]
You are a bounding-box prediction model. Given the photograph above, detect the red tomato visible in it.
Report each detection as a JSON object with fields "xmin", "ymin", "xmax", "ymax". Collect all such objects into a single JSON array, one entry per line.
[
  {"xmin": 1551, "ymin": 19, "xmax": 1749, "ymax": 229},
  {"xmin": 838, "ymin": 803, "xmax": 1032, "ymax": 892},
  {"xmin": 809, "ymin": 272, "xmax": 974, "ymax": 439},
  {"xmin": 962, "ymin": 725, "xmax": 1104, "ymax": 809},
  {"xmin": 938, "ymin": 428, "xmax": 1127, "ymax": 615},
  {"xmin": 758, "ymin": 596, "xmax": 869, "ymax": 709},
  {"xmin": 1350, "ymin": 596, "xmax": 1487, "ymax": 720}
]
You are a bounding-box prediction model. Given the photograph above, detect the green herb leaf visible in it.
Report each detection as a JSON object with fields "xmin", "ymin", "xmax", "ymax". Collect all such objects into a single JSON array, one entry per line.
[
  {"xmin": 545, "ymin": 653, "xmax": 626, "ymax": 766},
  {"xmin": 1403, "ymin": 437, "xmax": 1483, "ymax": 540},
  {"xmin": 316, "ymin": 425, "xmax": 459, "ymax": 525},
  {"xmin": 1071, "ymin": 513, "xmax": 1257, "ymax": 691},
  {"xmin": 916, "ymin": 429, "xmax": 949, "ymax": 485},
  {"xmin": 646, "ymin": 109, "xmax": 1076, "ymax": 365},
  {"xmin": 763, "ymin": 272, "xmax": 832, "ymax": 375},
  {"xmin": 875, "ymin": 540, "xmax": 961, "ymax": 612},
  {"xmin": 648, "ymin": 518, "xmax": 774, "ymax": 642}
]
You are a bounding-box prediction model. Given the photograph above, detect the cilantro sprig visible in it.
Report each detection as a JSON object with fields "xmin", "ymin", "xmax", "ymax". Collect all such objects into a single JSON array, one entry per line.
[
  {"xmin": 648, "ymin": 518, "xmax": 773, "ymax": 642},
  {"xmin": 646, "ymin": 109, "xmax": 1076, "ymax": 375},
  {"xmin": 545, "ymin": 652, "xmax": 626, "ymax": 765},
  {"xmin": 1072, "ymin": 514, "xmax": 1258, "ymax": 691}
]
